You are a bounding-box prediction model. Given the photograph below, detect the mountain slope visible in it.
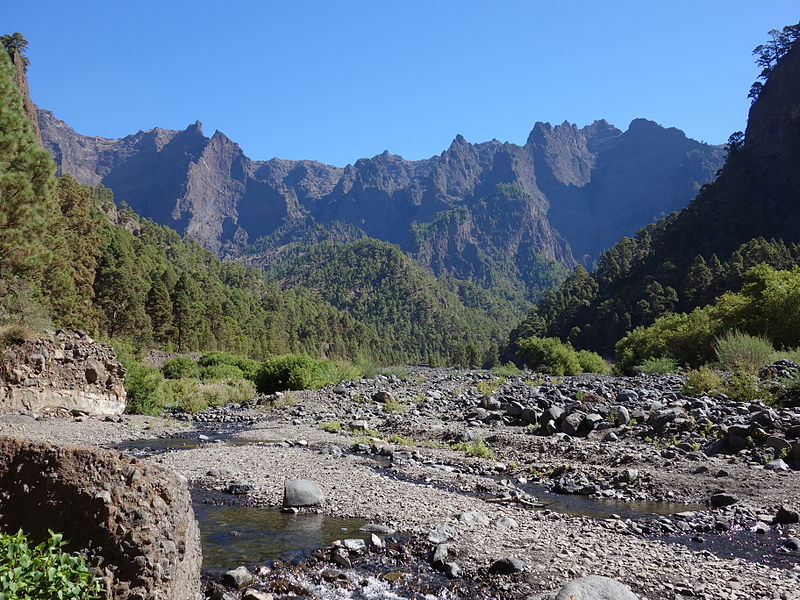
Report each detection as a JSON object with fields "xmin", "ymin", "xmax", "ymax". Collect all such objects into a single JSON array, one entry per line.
[
  {"xmin": 513, "ymin": 37, "xmax": 800, "ymax": 355},
  {"xmin": 38, "ymin": 111, "xmax": 723, "ymax": 296}
]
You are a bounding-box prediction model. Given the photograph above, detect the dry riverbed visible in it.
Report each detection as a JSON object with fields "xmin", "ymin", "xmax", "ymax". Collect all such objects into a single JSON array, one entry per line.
[{"xmin": 2, "ymin": 367, "xmax": 799, "ymax": 600}]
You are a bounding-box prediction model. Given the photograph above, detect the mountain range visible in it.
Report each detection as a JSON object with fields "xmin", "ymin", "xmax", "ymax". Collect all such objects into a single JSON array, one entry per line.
[{"xmin": 38, "ymin": 109, "xmax": 723, "ymax": 301}]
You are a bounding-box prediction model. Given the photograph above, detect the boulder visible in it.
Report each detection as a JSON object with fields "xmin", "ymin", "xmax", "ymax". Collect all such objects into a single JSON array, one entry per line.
[
  {"xmin": 555, "ymin": 575, "xmax": 639, "ymax": 599},
  {"xmin": 283, "ymin": 479, "xmax": 325, "ymax": 507}
]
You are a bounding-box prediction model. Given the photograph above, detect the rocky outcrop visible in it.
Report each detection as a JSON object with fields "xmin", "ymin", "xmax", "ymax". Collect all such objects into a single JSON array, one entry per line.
[
  {"xmin": 0, "ymin": 437, "xmax": 201, "ymax": 600},
  {"xmin": 0, "ymin": 332, "xmax": 126, "ymax": 416},
  {"xmin": 38, "ymin": 110, "xmax": 723, "ymax": 275}
]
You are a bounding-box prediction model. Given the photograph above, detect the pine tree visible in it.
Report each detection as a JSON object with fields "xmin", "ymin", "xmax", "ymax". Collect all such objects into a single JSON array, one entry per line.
[{"xmin": 0, "ymin": 49, "xmax": 58, "ymax": 282}]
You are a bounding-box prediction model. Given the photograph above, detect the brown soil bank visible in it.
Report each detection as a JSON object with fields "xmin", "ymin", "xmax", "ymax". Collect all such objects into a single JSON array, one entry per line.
[{"xmin": 0, "ymin": 436, "xmax": 201, "ymax": 600}]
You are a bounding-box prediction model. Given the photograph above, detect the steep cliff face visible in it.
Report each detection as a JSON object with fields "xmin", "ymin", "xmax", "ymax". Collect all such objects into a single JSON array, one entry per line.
[
  {"xmin": 531, "ymin": 118, "xmax": 723, "ymax": 261},
  {"xmin": 38, "ymin": 109, "xmax": 723, "ymax": 289}
]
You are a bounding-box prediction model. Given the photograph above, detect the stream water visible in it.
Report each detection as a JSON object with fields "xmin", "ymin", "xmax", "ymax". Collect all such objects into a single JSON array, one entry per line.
[
  {"xmin": 192, "ymin": 490, "xmax": 369, "ymax": 575},
  {"xmin": 114, "ymin": 429, "xmax": 800, "ymax": 576}
]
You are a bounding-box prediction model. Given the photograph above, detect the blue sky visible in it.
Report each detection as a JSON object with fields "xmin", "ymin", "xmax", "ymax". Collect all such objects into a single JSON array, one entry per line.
[{"xmin": 6, "ymin": 1, "xmax": 798, "ymax": 166}]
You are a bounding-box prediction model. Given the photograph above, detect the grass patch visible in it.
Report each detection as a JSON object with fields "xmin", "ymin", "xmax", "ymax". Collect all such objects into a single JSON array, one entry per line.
[
  {"xmin": 476, "ymin": 377, "xmax": 505, "ymax": 396},
  {"xmin": 0, "ymin": 323, "xmax": 35, "ymax": 346},
  {"xmin": 319, "ymin": 421, "xmax": 342, "ymax": 433},
  {"xmin": 451, "ymin": 437, "xmax": 495, "ymax": 459},
  {"xmin": 382, "ymin": 398, "xmax": 407, "ymax": 414}
]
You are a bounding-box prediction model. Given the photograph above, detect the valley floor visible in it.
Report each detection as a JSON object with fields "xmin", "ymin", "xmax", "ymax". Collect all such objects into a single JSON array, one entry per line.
[{"xmin": 2, "ymin": 369, "xmax": 799, "ymax": 600}]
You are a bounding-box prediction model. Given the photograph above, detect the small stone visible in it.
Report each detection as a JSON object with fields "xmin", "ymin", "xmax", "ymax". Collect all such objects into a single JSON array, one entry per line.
[
  {"xmin": 331, "ymin": 548, "xmax": 351, "ymax": 568},
  {"xmin": 381, "ymin": 572, "xmax": 403, "ymax": 582},
  {"xmin": 372, "ymin": 391, "xmax": 393, "ymax": 403},
  {"xmin": 442, "ymin": 562, "xmax": 461, "ymax": 578},
  {"xmin": 488, "ymin": 556, "xmax": 525, "ymax": 574},
  {"xmin": 764, "ymin": 458, "xmax": 789, "ymax": 471},
  {"xmin": 359, "ymin": 523, "xmax": 395, "ymax": 535},
  {"xmin": 342, "ymin": 538, "xmax": 367, "ymax": 552},
  {"xmin": 222, "ymin": 566, "xmax": 253, "ymax": 590},
  {"xmin": 775, "ymin": 506, "xmax": 800, "ymax": 524},
  {"xmin": 242, "ymin": 590, "xmax": 273, "ymax": 600},
  {"xmin": 709, "ymin": 493, "xmax": 738, "ymax": 508}
]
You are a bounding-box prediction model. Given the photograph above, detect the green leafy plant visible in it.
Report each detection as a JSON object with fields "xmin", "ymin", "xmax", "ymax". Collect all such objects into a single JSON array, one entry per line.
[
  {"xmin": 576, "ymin": 350, "xmax": 608, "ymax": 374},
  {"xmin": 490, "ymin": 362, "xmax": 521, "ymax": 377},
  {"xmin": 714, "ymin": 330, "xmax": 775, "ymax": 374},
  {"xmin": 254, "ymin": 354, "xmax": 361, "ymax": 394},
  {"xmin": 636, "ymin": 356, "xmax": 679, "ymax": 375},
  {"xmin": 319, "ymin": 421, "xmax": 342, "ymax": 433},
  {"xmin": 200, "ymin": 363, "xmax": 245, "ymax": 381},
  {"xmin": 722, "ymin": 370, "xmax": 769, "ymax": 403},
  {"xmin": 682, "ymin": 366, "xmax": 724, "ymax": 396},
  {"xmin": 161, "ymin": 356, "xmax": 199, "ymax": 379},
  {"xmin": 0, "ymin": 529, "xmax": 104, "ymax": 599}
]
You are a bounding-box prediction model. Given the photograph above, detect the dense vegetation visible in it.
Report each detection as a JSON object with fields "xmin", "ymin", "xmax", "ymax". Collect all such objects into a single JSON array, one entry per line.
[
  {"xmin": 615, "ymin": 265, "xmax": 800, "ymax": 373},
  {"xmin": 273, "ymin": 238, "xmax": 519, "ymax": 365}
]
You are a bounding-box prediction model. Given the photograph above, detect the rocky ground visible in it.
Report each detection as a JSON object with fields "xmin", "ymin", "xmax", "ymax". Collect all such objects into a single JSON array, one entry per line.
[{"xmin": 2, "ymin": 367, "xmax": 799, "ymax": 600}]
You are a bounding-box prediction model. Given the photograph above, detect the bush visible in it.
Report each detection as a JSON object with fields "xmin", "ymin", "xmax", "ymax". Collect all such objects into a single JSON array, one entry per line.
[
  {"xmin": 682, "ymin": 366, "xmax": 724, "ymax": 396},
  {"xmin": 123, "ymin": 361, "xmax": 164, "ymax": 415},
  {"xmin": 636, "ymin": 356, "xmax": 679, "ymax": 375},
  {"xmin": 200, "ymin": 363, "xmax": 244, "ymax": 381},
  {"xmin": 723, "ymin": 371, "xmax": 769, "ymax": 403},
  {"xmin": 576, "ymin": 350, "xmax": 608, "ymax": 374},
  {"xmin": 198, "ymin": 351, "xmax": 260, "ymax": 380},
  {"xmin": 254, "ymin": 354, "xmax": 361, "ymax": 394},
  {"xmin": 490, "ymin": 362, "xmax": 521, "ymax": 377},
  {"xmin": 196, "ymin": 379, "xmax": 255, "ymax": 407},
  {"xmin": 0, "ymin": 529, "xmax": 104, "ymax": 599},
  {"xmin": 0, "ymin": 323, "xmax": 35, "ymax": 346},
  {"xmin": 161, "ymin": 356, "xmax": 200, "ymax": 379},
  {"xmin": 516, "ymin": 336, "xmax": 581, "ymax": 376},
  {"xmin": 714, "ymin": 330, "xmax": 775, "ymax": 374}
]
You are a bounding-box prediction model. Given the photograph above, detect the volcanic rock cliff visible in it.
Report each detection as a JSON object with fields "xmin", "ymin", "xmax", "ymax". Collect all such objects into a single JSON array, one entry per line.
[{"xmin": 38, "ymin": 109, "xmax": 723, "ymax": 287}]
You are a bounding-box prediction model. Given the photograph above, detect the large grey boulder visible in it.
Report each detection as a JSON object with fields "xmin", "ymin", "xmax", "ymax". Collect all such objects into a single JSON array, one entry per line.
[
  {"xmin": 555, "ymin": 575, "xmax": 639, "ymax": 599},
  {"xmin": 283, "ymin": 479, "xmax": 325, "ymax": 507}
]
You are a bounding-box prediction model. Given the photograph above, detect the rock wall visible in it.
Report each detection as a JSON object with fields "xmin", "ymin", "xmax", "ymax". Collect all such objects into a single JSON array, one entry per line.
[
  {"xmin": 0, "ymin": 437, "xmax": 202, "ymax": 600},
  {"xmin": 0, "ymin": 332, "xmax": 126, "ymax": 416}
]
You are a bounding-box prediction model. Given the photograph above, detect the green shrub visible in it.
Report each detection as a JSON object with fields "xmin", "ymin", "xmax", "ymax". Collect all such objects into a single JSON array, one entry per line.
[
  {"xmin": 714, "ymin": 330, "xmax": 776, "ymax": 374},
  {"xmin": 682, "ymin": 366, "xmax": 724, "ymax": 396},
  {"xmin": 161, "ymin": 356, "xmax": 200, "ymax": 379},
  {"xmin": 490, "ymin": 362, "xmax": 521, "ymax": 377},
  {"xmin": 0, "ymin": 529, "xmax": 104, "ymax": 599},
  {"xmin": 576, "ymin": 350, "xmax": 608, "ymax": 374},
  {"xmin": 197, "ymin": 379, "xmax": 255, "ymax": 406},
  {"xmin": 637, "ymin": 356, "xmax": 679, "ymax": 375},
  {"xmin": 198, "ymin": 351, "xmax": 260, "ymax": 380},
  {"xmin": 723, "ymin": 371, "xmax": 769, "ymax": 403},
  {"xmin": 113, "ymin": 339, "xmax": 164, "ymax": 415},
  {"xmin": 159, "ymin": 378, "xmax": 199, "ymax": 407},
  {"xmin": 516, "ymin": 336, "xmax": 580, "ymax": 376},
  {"xmin": 254, "ymin": 354, "xmax": 361, "ymax": 394},
  {"xmin": 200, "ymin": 363, "xmax": 244, "ymax": 381}
]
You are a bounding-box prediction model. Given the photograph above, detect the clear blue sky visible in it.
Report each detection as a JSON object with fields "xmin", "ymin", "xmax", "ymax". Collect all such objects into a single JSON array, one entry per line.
[{"xmin": 6, "ymin": 1, "xmax": 798, "ymax": 166}]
